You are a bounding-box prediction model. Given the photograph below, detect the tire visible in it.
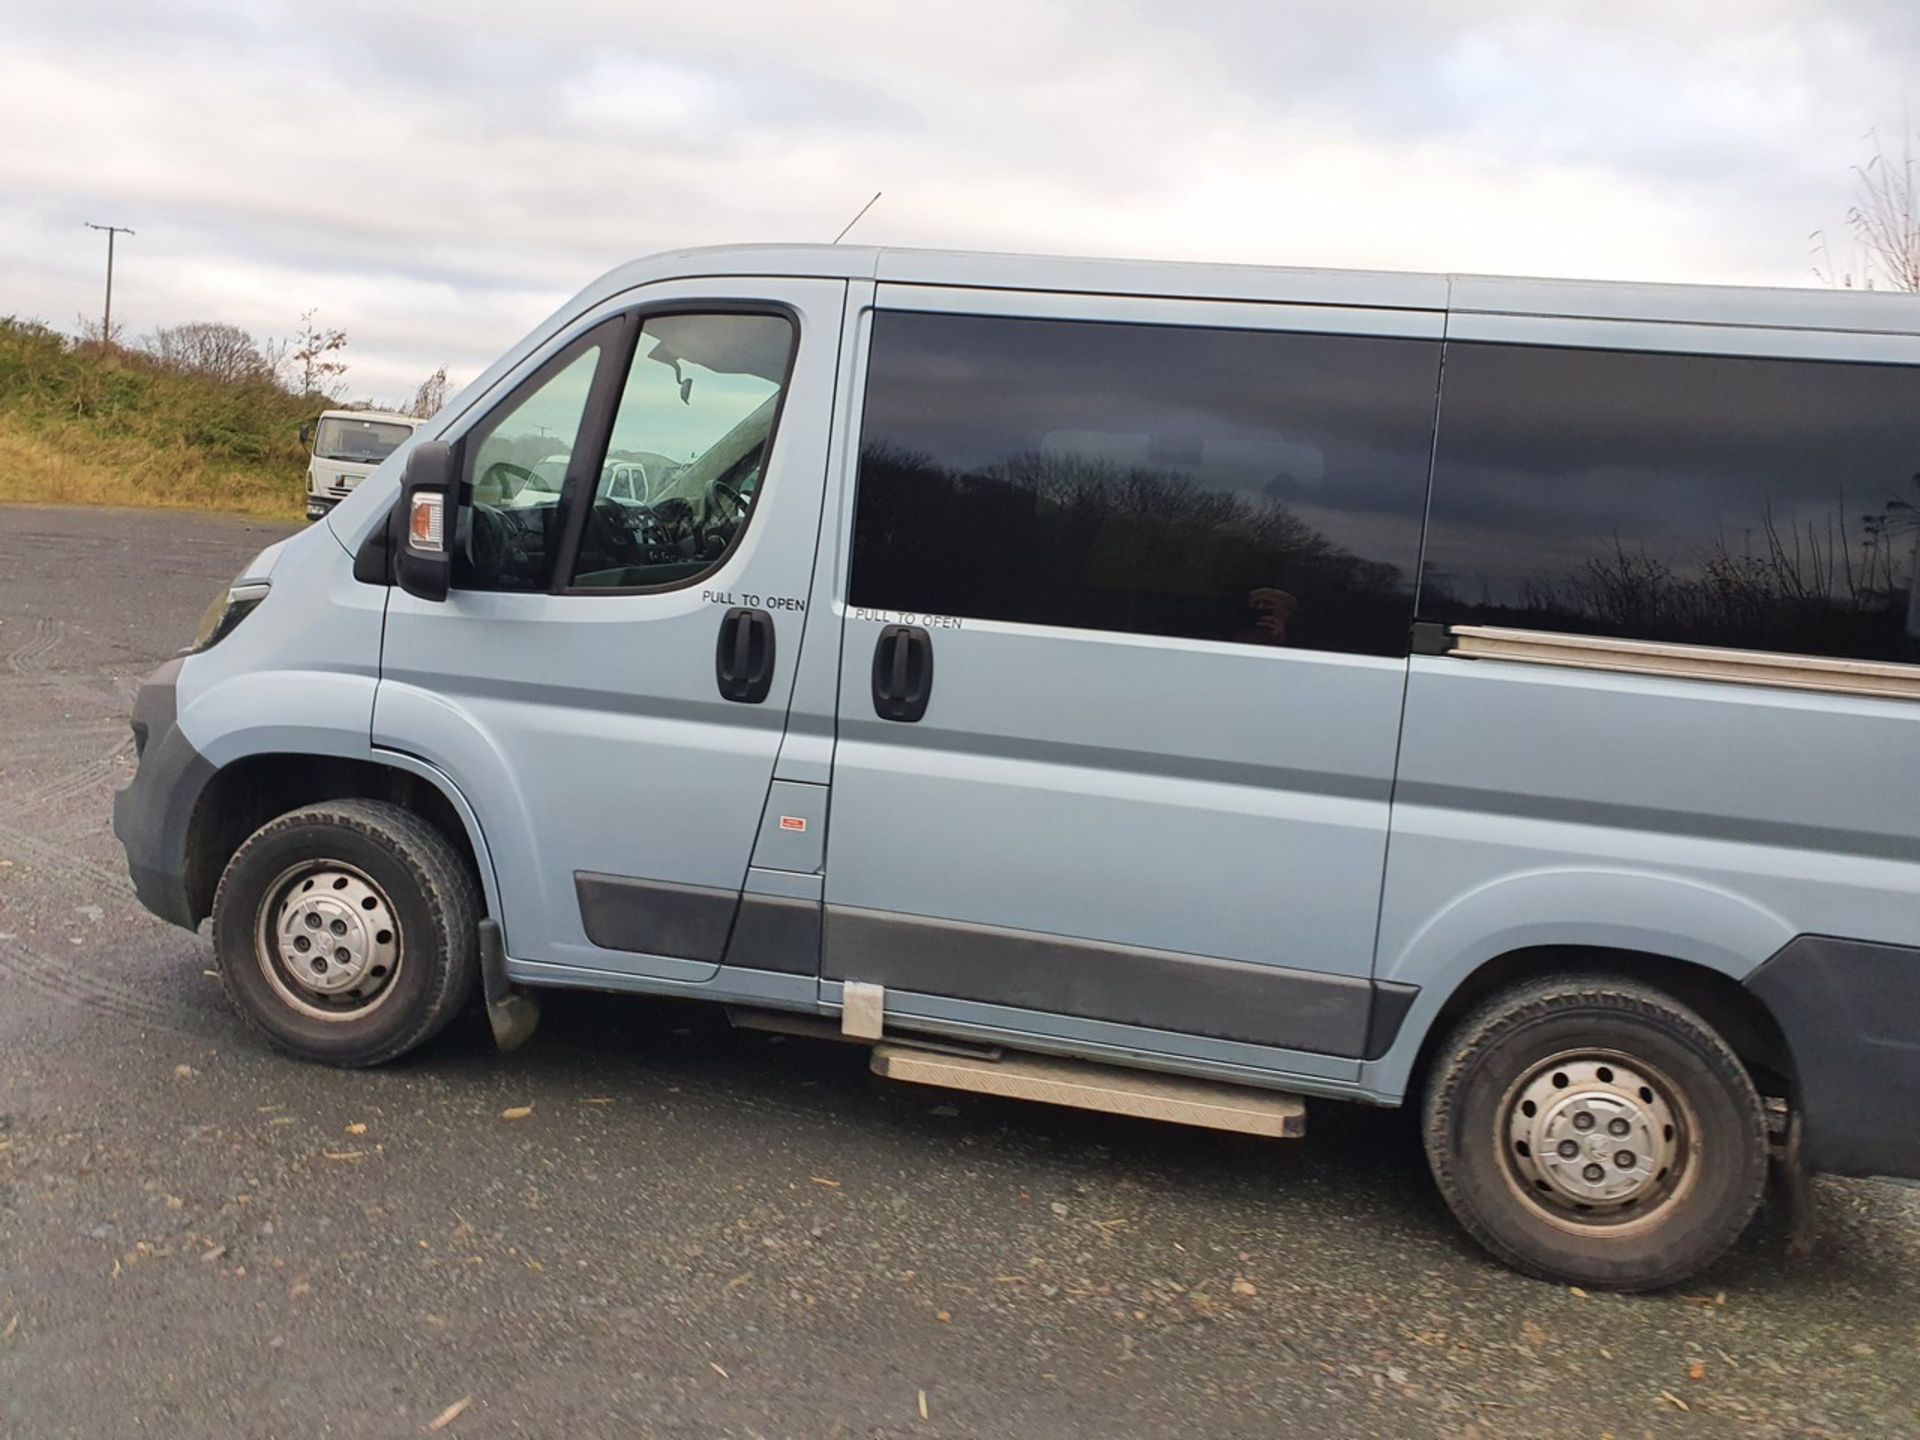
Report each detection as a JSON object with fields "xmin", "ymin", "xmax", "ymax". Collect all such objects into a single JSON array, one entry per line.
[
  {"xmin": 210, "ymin": 799, "xmax": 480, "ymax": 1067},
  {"xmin": 1422, "ymin": 974, "xmax": 1768, "ymax": 1291}
]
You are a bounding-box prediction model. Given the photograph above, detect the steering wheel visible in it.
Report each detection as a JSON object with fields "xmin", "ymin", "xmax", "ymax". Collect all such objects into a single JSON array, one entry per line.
[
  {"xmin": 480, "ymin": 459, "xmax": 539, "ymax": 502},
  {"xmin": 465, "ymin": 502, "xmax": 511, "ymax": 577},
  {"xmin": 708, "ymin": 477, "xmax": 748, "ymax": 524},
  {"xmin": 583, "ymin": 493, "xmax": 666, "ymax": 565}
]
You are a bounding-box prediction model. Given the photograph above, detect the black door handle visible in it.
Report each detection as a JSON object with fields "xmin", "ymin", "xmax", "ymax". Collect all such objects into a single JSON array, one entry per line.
[
  {"xmin": 716, "ymin": 607, "xmax": 775, "ymax": 704},
  {"xmin": 871, "ymin": 624, "xmax": 934, "ymax": 722}
]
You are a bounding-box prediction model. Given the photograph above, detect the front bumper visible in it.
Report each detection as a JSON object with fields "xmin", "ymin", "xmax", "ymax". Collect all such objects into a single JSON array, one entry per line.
[
  {"xmin": 1747, "ymin": 936, "xmax": 1920, "ymax": 1181},
  {"xmin": 111, "ymin": 657, "xmax": 215, "ymax": 930},
  {"xmin": 306, "ymin": 495, "xmax": 338, "ymax": 521}
]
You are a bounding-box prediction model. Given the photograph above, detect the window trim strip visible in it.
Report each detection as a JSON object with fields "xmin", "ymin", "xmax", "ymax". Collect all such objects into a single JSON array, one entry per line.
[
  {"xmin": 452, "ymin": 318, "xmax": 621, "ymax": 593},
  {"xmin": 547, "ymin": 313, "xmax": 642, "ymax": 594},
  {"xmin": 1439, "ymin": 624, "xmax": 1920, "ymax": 701}
]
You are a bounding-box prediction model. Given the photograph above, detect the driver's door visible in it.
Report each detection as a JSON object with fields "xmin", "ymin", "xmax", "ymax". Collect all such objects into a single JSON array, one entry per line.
[{"xmin": 373, "ymin": 278, "xmax": 846, "ymax": 981}]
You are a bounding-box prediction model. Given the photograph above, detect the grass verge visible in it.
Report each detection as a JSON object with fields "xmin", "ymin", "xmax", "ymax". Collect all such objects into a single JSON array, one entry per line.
[{"xmin": 0, "ymin": 318, "xmax": 314, "ymax": 520}]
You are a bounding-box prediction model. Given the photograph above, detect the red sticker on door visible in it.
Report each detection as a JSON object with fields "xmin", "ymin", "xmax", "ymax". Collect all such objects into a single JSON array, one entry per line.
[{"xmin": 779, "ymin": 816, "xmax": 807, "ymax": 832}]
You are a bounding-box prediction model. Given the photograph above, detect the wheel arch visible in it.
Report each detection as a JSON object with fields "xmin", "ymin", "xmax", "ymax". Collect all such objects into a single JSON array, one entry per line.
[
  {"xmin": 1400, "ymin": 945, "xmax": 1796, "ymax": 1108},
  {"xmin": 183, "ymin": 751, "xmax": 502, "ymax": 931},
  {"xmin": 1366, "ymin": 869, "xmax": 1800, "ymax": 1103}
]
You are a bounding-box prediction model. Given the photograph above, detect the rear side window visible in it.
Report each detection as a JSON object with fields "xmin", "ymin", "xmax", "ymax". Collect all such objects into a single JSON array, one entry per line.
[
  {"xmin": 1420, "ymin": 344, "xmax": 1920, "ymax": 664},
  {"xmin": 850, "ymin": 310, "xmax": 1441, "ymax": 656}
]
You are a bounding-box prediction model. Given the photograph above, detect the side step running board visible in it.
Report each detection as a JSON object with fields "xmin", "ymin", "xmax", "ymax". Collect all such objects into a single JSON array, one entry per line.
[{"xmin": 871, "ymin": 1044, "xmax": 1306, "ymax": 1139}]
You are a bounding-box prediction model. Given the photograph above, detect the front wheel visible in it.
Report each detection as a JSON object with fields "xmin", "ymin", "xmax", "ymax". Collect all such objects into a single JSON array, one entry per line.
[
  {"xmin": 1422, "ymin": 975, "xmax": 1769, "ymax": 1291},
  {"xmin": 210, "ymin": 799, "xmax": 480, "ymax": 1067}
]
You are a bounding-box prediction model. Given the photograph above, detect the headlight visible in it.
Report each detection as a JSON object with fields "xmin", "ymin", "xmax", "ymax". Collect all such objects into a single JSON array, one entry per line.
[{"xmin": 187, "ymin": 580, "xmax": 271, "ymax": 654}]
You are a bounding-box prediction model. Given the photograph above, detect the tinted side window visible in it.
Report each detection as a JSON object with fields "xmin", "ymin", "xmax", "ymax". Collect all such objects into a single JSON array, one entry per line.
[
  {"xmin": 850, "ymin": 311, "xmax": 1441, "ymax": 656},
  {"xmin": 1421, "ymin": 343, "xmax": 1920, "ymax": 663}
]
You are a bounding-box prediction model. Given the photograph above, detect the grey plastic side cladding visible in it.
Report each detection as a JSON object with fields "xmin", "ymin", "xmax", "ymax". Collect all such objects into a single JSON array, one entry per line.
[
  {"xmin": 1365, "ymin": 981, "xmax": 1420, "ymax": 1061},
  {"xmin": 575, "ymin": 872, "xmax": 737, "ymax": 961},
  {"xmin": 824, "ymin": 905, "xmax": 1380, "ymax": 1057},
  {"xmin": 1745, "ymin": 934, "xmax": 1920, "ymax": 1180},
  {"xmin": 573, "ymin": 872, "xmax": 824, "ymax": 975},
  {"xmin": 725, "ymin": 893, "xmax": 822, "ymax": 975}
]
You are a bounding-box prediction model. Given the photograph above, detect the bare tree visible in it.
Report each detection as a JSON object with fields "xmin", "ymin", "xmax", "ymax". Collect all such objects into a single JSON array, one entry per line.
[
  {"xmin": 142, "ymin": 322, "xmax": 272, "ymax": 383},
  {"xmin": 73, "ymin": 312, "xmax": 126, "ymax": 349},
  {"xmin": 409, "ymin": 365, "xmax": 450, "ymax": 419},
  {"xmin": 1816, "ymin": 113, "xmax": 1920, "ymax": 292},
  {"xmin": 291, "ymin": 309, "xmax": 349, "ymax": 396}
]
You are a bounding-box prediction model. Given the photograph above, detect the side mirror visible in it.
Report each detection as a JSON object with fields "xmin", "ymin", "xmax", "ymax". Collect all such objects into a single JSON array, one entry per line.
[
  {"xmin": 298, "ymin": 422, "xmax": 313, "ymax": 447},
  {"xmin": 396, "ymin": 440, "xmax": 458, "ymax": 602}
]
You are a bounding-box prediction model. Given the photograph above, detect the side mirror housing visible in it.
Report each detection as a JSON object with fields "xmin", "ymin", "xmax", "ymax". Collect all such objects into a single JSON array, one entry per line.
[
  {"xmin": 298, "ymin": 421, "xmax": 313, "ymax": 447},
  {"xmin": 396, "ymin": 440, "xmax": 458, "ymax": 602}
]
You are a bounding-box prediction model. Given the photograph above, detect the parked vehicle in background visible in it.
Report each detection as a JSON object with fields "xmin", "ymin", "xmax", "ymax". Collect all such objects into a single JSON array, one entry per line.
[
  {"xmin": 116, "ymin": 244, "xmax": 1920, "ymax": 1291},
  {"xmin": 301, "ymin": 409, "xmax": 422, "ymax": 520},
  {"xmin": 602, "ymin": 460, "xmax": 652, "ymax": 505}
]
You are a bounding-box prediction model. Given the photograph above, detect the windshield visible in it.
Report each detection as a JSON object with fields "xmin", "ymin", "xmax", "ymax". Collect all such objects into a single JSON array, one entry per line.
[
  {"xmin": 529, "ymin": 456, "xmax": 569, "ymax": 491},
  {"xmin": 313, "ymin": 416, "xmax": 413, "ymax": 465}
]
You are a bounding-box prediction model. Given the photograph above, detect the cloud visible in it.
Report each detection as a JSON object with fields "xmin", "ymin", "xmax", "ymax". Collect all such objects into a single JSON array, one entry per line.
[{"xmin": 0, "ymin": 0, "xmax": 1907, "ymax": 405}]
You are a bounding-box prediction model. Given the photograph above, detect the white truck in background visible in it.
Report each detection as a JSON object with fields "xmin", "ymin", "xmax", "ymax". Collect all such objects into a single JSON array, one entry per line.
[{"xmin": 301, "ymin": 409, "xmax": 422, "ymax": 521}]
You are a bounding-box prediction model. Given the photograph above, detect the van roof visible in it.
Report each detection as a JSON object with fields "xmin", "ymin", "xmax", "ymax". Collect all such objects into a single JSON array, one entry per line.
[{"xmin": 586, "ymin": 242, "xmax": 1920, "ymax": 337}]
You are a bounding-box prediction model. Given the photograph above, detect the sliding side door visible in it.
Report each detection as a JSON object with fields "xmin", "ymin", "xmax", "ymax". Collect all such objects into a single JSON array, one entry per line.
[{"xmin": 823, "ymin": 289, "xmax": 1442, "ymax": 1065}]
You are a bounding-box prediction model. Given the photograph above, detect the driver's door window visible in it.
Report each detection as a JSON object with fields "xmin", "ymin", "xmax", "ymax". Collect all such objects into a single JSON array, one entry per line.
[{"xmin": 570, "ymin": 312, "xmax": 795, "ymax": 590}]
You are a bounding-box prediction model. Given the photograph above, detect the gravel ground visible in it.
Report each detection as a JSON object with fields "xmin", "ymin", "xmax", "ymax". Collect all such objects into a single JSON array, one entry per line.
[{"xmin": 0, "ymin": 502, "xmax": 1917, "ymax": 1440}]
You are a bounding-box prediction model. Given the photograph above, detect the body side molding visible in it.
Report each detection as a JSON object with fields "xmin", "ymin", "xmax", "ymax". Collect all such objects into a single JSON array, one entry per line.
[
  {"xmin": 574, "ymin": 872, "xmax": 823, "ymax": 974},
  {"xmin": 824, "ymin": 905, "xmax": 1409, "ymax": 1059}
]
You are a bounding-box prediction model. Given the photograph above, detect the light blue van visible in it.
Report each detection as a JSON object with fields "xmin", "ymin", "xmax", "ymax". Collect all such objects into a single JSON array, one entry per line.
[{"xmin": 115, "ymin": 245, "xmax": 1920, "ymax": 1290}]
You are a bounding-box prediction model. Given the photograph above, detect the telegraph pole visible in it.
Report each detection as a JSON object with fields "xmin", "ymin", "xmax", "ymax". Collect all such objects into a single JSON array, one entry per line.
[{"xmin": 83, "ymin": 222, "xmax": 135, "ymax": 347}]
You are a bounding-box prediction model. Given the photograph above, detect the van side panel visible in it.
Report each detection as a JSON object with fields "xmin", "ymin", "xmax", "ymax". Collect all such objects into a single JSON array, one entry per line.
[
  {"xmin": 1365, "ymin": 658, "xmax": 1920, "ymax": 1099},
  {"xmin": 1370, "ymin": 315, "xmax": 1920, "ymax": 1120},
  {"xmin": 828, "ymin": 629, "xmax": 1406, "ymax": 985}
]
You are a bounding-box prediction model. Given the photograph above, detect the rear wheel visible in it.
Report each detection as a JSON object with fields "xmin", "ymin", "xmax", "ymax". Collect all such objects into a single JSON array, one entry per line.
[
  {"xmin": 1422, "ymin": 975, "xmax": 1768, "ymax": 1290},
  {"xmin": 211, "ymin": 799, "xmax": 479, "ymax": 1067}
]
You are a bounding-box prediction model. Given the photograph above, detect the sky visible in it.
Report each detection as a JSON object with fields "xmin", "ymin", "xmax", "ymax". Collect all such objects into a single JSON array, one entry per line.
[{"xmin": 3, "ymin": 0, "xmax": 1917, "ymax": 408}]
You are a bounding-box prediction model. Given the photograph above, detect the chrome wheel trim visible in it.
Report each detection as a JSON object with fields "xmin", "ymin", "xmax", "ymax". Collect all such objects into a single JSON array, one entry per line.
[
  {"xmin": 1499, "ymin": 1049, "xmax": 1693, "ymax": 1232},
  {"xmin": 253, "ymin": 860, "xmax": 403, "ymax": 1022}
]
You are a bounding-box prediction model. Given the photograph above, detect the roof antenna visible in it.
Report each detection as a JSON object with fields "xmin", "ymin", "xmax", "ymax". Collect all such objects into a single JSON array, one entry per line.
[{"xmin": 833, "ymin": 191, "xmax": 883, "ymax": 245}]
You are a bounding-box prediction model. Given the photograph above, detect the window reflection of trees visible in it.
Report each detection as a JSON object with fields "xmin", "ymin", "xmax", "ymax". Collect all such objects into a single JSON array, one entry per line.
[
  {"xmin": 1425, "ymin": 484, "xmax": 1920, "ymax": 663},
  {"xmin": 853, "ymin": 444, "xmax": 1416, "ymax": 657}
]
